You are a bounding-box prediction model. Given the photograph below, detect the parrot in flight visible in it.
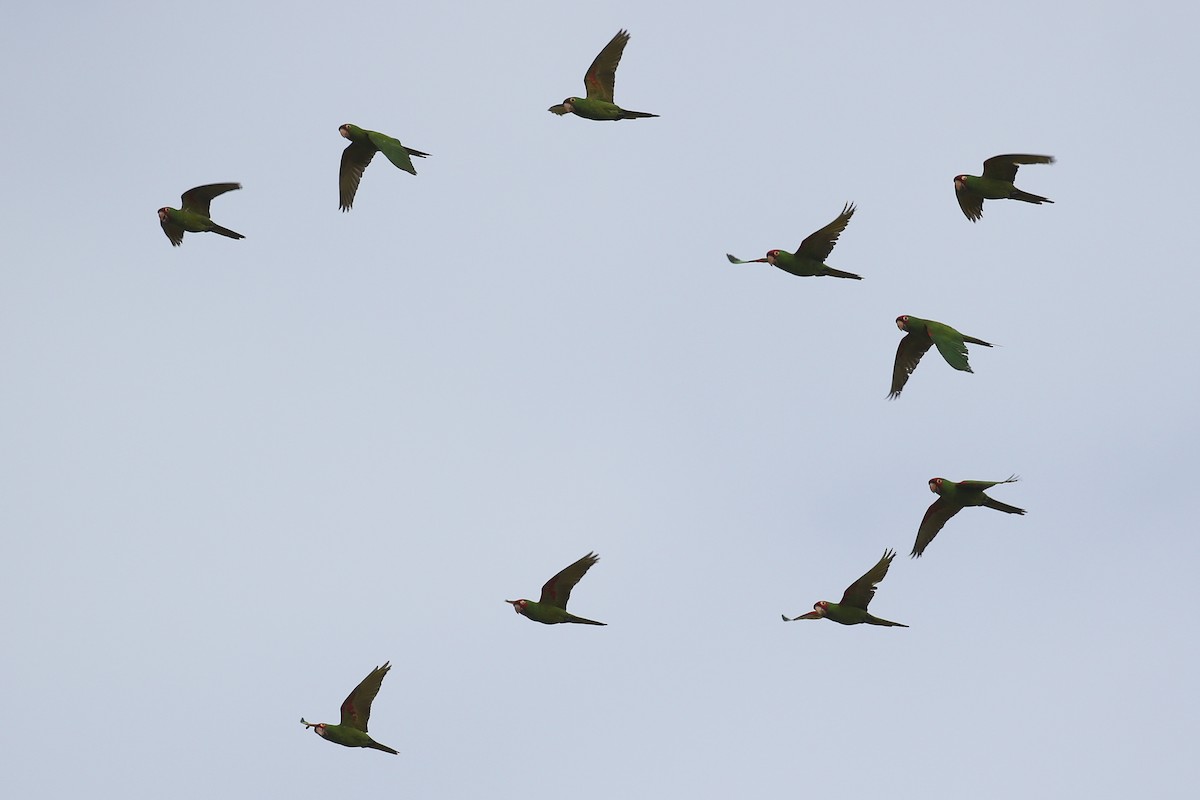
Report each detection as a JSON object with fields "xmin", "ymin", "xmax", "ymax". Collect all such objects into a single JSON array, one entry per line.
[
  {"xmin": 783, "ymin": 549, "xmax": 907, "ymax": 627},
  {"xmin": 889, "ymin": 314, "xmax": 992, "ymax": 398},
  {"xmin": 301, "ymin": 662, "xmax": 398, "ymax": 754},
  {"xmin": 157, "ymin": 183, "xmax": 244, "ymax": 247},
  {"xmin": 507, "ymin": 552, "xmax": 606, "ymax": 625},
  {"xmin": 954, "ymin": 154, "xmax": 1054, "ymax": 222},
  {"xmin": 911, "ymin": 476, "xmax": 1026, "ymax": 557},
  {"xmin": 548, "ymin": 30, "xmax": 658, "ymax": 120},
  {"xmin": 726, "ymin": 203, "xmax": 863, "ymax": 279},
  {"xmin": 338, "ymin": 124, "xmax": 430, "ymax": 211}
]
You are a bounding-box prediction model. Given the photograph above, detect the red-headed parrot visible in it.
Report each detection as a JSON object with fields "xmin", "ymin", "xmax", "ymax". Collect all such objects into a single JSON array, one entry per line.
[
  {"xmin": 889, "ymin": 314, "xmax": 992, "ymax": 398},
  {"xmin": 548, "ymin": 30, "xmax": 658, "ymax": 120},
  {"xmin": 726, "ymin": 203, "xmax": 863, "ymax": 279},
  {"xmin": 783, "ymin": 549, "xmax": 907, "ymax": 627},
  {"xmin": 912, "ymin": 476, "xmax": 1026, "ymax": 557},
  {"xmin": 301, "ymin": 662, "xmax": 398, "ymax": 754},
  {"xmin": 954, "ymin": 154, "xmax": 1054, "ymax": 222},
  {"xmin": 158, "ymin": 183, "xmax": 244, "ymax": 247},
  {"xmin": 338, "ymin": 124, "xmax": 430, "ymax": 211},
  {"xmin": 507, "ymin": 552, "xmax": 606, "ymax": 625}
]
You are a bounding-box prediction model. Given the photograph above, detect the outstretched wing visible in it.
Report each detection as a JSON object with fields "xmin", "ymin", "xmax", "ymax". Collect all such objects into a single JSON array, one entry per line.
[
  {"xmin": 930, "ymin": 328, "xmax": 973, "ymax": 373},
  {"xmin": 980, "ymin": 154, "xmax": 1055, "ymax": 183},
  {"xmin": 889, "ymin": 331, "xmax": 933, "ymax": 398},
  {"xmin": 912, "ymin": 498, "xmax": 962, "ymax": 557},
  {"xmin": 340, "ymin": 662, "xmax": 391, "ymax": 732},
  {"xmin": 539, "ymin": 552, "xmax": 600, "ymax": 610},
  {"xmin": 955, "ymin": 181, "xmax": 985, "ymax": 222},
  {"xmin": 339, "ymin": 141, "xmax": 377, "ymax": 211},
  {"xmin": 180, "ymin": 183, "xmax": 241, "ymax": 217},
  {"xmin": 795, "ymin": 202, "xmax": 855, "ymax": 262},
  {"xmin": 367, "ymin": 130, "xmax": 425, "ymax": 176},
  {"xmin": 583, "ymin": 30, "xmax": 630, "ymax": 102},
  {"xmin": 840, "ymin": 550, "xmax": 897, "ymax": 610},
  {"xmin": 160, "ymin": 215, "xmax": 185, "ymax": 247}
]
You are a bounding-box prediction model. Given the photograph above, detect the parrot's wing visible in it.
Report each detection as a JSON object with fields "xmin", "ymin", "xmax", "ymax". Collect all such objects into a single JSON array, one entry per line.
[
  {"xmin": 160, "ymin": 215, "xmax": 185, "ymax": 246},
  {"xmin": 367, "ymin": 130, "xmax": 419, "ymax": 176},
  {"xmin": 912, "ymin": 498, "xmax": 962, "ymax": 557},
  {"xmin": 840, "ymin": 550, "xmax": 897, "ymax": 610},
  {"xmin": 180, "ymin": 183, "xmax": 241, "ymax": 217},
  {"xmin": 538, "ymin": 552, "xmax": 600, "ymax": 610},
  {"xmin": 583, "ymin": 29, "xmax": 629, "ymax": 102},
  {"xmin": 340, "ymin": 662, "xmax": 391, "ymax": 732},
  {"xmin": 794, "ymin": 202, "xmax": 855, "ymax": 262},
  {"xmin": 955, "ymin": 181, "xmax": 985, "ymax": 222},
  {"xmin": 889, "ymin": 331, "xmax": 933, "ymax": 398},
  {"xmin": 981, "ymin": 153, "xmax": 1054, "ymax": 183},
  {"xmin": 339, "ymin": 141, "xmax": 377, "ymax": 211},
  {"xmin": 931, "ymin": 329, "xmax": 973, "ymax": 372}
]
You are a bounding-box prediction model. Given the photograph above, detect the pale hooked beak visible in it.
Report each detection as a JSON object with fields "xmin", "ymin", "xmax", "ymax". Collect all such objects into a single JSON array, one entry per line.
[{"xmin": 505, "ymin": 600, "xmax": 521, "ymax": 613}]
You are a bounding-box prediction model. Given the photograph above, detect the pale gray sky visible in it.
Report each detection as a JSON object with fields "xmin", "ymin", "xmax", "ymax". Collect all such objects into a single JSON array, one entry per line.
[{"xmin": 3, "ymin": 1, "xmax": 1198, "ymax": 798}]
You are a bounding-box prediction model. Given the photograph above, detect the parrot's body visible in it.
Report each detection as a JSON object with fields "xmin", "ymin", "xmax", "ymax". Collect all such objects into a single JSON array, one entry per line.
[
  {"xmin": 338, "ymin": 124, "xmax": 429, "ymax": 211},
  {"xmin": 889, "ymin": 314, "xmax": 992, "ymax": 398},
  {"xmin": 508, "ymin": 552, "xmax": 606, "ymax": 626},
  {"xmin": 302, "ymin": 662, "xmax": 398, "ymax": 755},
  {"xmin": 726, "ymin": 203, "xmax": 863, "ymax": 280},
  {"xmin": 548, "ymin": 30, "xmax": 658, "ymax": 121},
  {"xmin": 783, "ymin": 550, "xmax": 907, "ymax": 627},
  {"xmin": 158, "ymin": 183, "xmax": 244, "ymax": 247},
  {"xmin": 911, "ymin": 477, "xmax": 1025, "ymax": 557},
  {"xmin": 954, "ymin": 154, "xmax": 1054, "ymax": 221}
]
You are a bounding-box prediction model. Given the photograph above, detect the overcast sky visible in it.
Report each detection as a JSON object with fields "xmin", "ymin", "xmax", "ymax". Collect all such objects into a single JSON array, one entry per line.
[{"xmin": 3, "ymin": 1, "xmax": 1198, "ymax": 798}]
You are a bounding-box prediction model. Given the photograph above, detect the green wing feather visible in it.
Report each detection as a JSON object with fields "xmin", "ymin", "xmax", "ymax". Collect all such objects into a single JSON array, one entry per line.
[
  {"xmin": 539, "ymin": 552, "xmax": 600, "ymax": 610},
  {"xmin": 339, "ymin": 662, "xmax": 391, "ymax": 732},
  {"xmin": 839, "ymin": 550, "xmax": 896, "ymax": 610},
  {"xmin": 583, "ymin": 30, "xmax": 630, "ymax": 102},
  {"xmin": 980, "ymin": 153, "xmax": 1055, "ymax": 183},
  {"xmin": 955, "ymin": 182, "xmax": 985, "ymax": 222},
  {"xmin": 159, "ymin": 213, "xmax": 185, "ymax": 246},
  {"xmin": 889, "ymin": 331, "xmax": 933, "ymax": 398},
  {"xmin": 366, "ymin": 130, "xmax": 428, "ymax": 176},
  {"xmin": 339, "ymin": 141, "xmax": 377, "ymax": 211},
  {"xmin": 180, "ymin": 183, "xmax": 241, "ymax": 217},
  {"xmin": 930, "ymin": 328, "xmax": 974, "ymax": 373},
  {"xmin": 912, "ymin": 497, "xmax": 963, "ymax": 557},
  {"xmin": 794, "ymin": 203, "xmax": 855, "ymax": 262}
]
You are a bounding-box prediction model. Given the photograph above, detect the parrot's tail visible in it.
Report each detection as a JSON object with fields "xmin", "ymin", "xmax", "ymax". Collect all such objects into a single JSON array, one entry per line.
[
  {"xmin": 823, "ymin": 266, "xmax": 864, "ymax": 280},
  {"xmin": 962, "ymin": 334, "xmax": 993, "ymax": 347},
  {"xmin": 210, "ymin": 224, "xmax": 245, "ymax": 240},
  {"xmin": 984, "ymin": 498, "xmax": 1026, "ymax": 516},
  {"xmin": 368, "ymin": 741, "xmax": 400, "ymax": 755},
  {"xmin": 619, "ymin": 109, "xmax": 659, "ymax": 119},
  {"xmin": 1010, "ymin": 189, "xmax": 1052, "ymax": 205},
  {"xmin": 567, "ymin": 614, "xmax": 607, "ymax": 626},
  {"xmin": 405, "ymin": 147, "xmax": 431, "ymax": 159},
  {"xmin": 865, "ymin": 615, "xmax": 909, "ymax": 628}
]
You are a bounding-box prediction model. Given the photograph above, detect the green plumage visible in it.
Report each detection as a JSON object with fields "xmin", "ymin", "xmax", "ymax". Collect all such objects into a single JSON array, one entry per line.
[
  {"xmin": 338, "ymin": 124, "xmax": 430, "ymax": 211},
  {"xmin": 548, "ymin": 30, "xmax": 658, "ymax": 121},
  {"xmin": 157, "ymin": 183, "xmax": 245, "ymax": 247},
  {"xmin": 889, "ymin": 314, "xmax": 993, "ymax": 398},
  {"xmin": 912, "ymin": 476, "xmax": 1026, "ymax": 557},
  {"xmin": 954, "ymin": 154, "xmax": 1054, "ymax": 221},
  {"xmin": 726, "ymin": 203, "xmax": 863, "ymax": 279},
  {"xmin": 783, "ymin": 549, "xmax": 907, "ymax": 627},
  {"xmin": 507, "ymin": 552, "xmax": 606, "ymax": 626},
  {"xmin": 301, "ymin": 662, "xmax": 399, "ymax": 755}
]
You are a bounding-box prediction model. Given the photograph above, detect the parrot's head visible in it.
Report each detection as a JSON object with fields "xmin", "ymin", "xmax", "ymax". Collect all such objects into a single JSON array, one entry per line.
[
  {"xmin": 157, "ymin": 208, "xmax": 170, "ymax": 222},
  {"xmin": 895, "ymin": 314, "xmax": 910, "ymax": 331},
  {"xmin": 765, "ymin": 249, "xmax": 782, "ymax": 265},
  {"xmin": 953, "ymin": 175, "xmax": 967, "ymax": 191},
  {"xmin": 811, "ymin": 601, "xmax": 830, "ymax": 617},
  {"xmin": 506, "ymin": 599, "xmax": 528, "ymax": 615},
  {"xmin": 562, "ymin": 98, "xmax": 577, "ymax": 112},
  {"xmin": 928, "ymin": 477, "xmax": 945, "ymax": 495},
  {"xmin": 338, "ymin": 124, "xmax": 355, "ymax": 140}
]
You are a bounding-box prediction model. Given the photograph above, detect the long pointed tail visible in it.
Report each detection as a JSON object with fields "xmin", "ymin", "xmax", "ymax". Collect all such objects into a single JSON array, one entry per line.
[
  {"xmin": 619, "ymin": 109, "xmax": 659, "ymax": 119},
  {"xmin": 210, "ymin": 223, "xmax": 245, "ymax": 240},
  {"xmin": 962, "ymin": 334, "xmax": 993, "ymax": 347},
  {"xmin": 865, "ymin": 615, "xmax": 908, "ymax": 627},
  {"xmin": 823, "ymin": 266, "xmax": 863, "ymax": 280},
  {"xmin": 566, "ymin": 614, "xmax": 607, "ymax": 626},
  {"xmin": 405, "ymin": 147, "xmax": 431, "ymax": 159},
  {"xmin": 367, "ymin": 741, "xmax": 399, "ymax": 755},
  {"xmin": 1011, "ymin": 189, "xmax": 1052, "ymax": 205},
  {"xmin": 984, "ymin": 498, "xmax": 1026, "ymax": 515}
]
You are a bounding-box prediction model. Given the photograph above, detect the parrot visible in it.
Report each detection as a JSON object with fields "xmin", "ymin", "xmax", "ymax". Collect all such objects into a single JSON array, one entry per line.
[
  {"xmin": 157, "ymin": 183, "xmax": 244, "ymax": 247},
  {"xmin": 548, "ymin": 29, "xmax": 659, "ymax": 120},
  {"xmin": 889, "ymin": 314, "xmax": 992, "ymax": 398},
  {"xmin": 301, "ymin": 662, "xmax": 398, "ymax": 755},
  {"xmin": 726, "ymin": 203, "xmax": 863, "ymax": 279},
  {"xmin": 507, "ymin": 552, "xmax": 606, "ymax": 625},
  {"xmin": 911, "ymin": 476, "xmax": 1025, "ymax": 557},
  {"xmin": 783, "ymin": 549, "xmax": 907, "ymax": 627},
  {"xmin": 338, "ymin": 124, "xmax": 430, "ymax": 211},
  {"xmin": 954, "ymin": 154, "xmax": 1055, "ymax": 222}
]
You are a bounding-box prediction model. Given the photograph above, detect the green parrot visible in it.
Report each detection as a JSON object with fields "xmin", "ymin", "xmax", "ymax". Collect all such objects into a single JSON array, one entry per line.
[
  {"xmin": 338, "ymin": 124, "xmax": 430, "ymax": 211},
  {"xmin": 889, "ymin": 314, "xmax": 993, "ymax": 398},
  {"xmin": 783, "ymin": 549, "xmax": 907, "ymax": 627},
  {"xmin": 726, "ymin": 203, "xmax": 863, "ymax": 279},
  {"xmin": 954, "ymin": 154, "xmax": 1055, "ymax": 221},
  {"xmin": 301, "ymin": 662, "xmax": 398, "ymax": 755},
  {"xmin": 157, "ymin": 183, "xmax": 244, "ymax": 247},
  {"xmin": 507, "ymin": 552, "xmax": 606, "ymax": 625},
  {"xmin": 912, "ymin": 476, "xmax": 1025, "ymax": 557},
  {"xmin": 548, "ymin": 29, "xmax": 659, "ymax": 120}
]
